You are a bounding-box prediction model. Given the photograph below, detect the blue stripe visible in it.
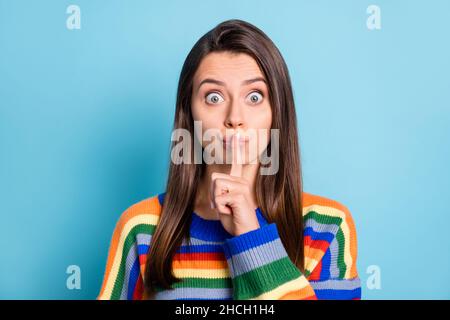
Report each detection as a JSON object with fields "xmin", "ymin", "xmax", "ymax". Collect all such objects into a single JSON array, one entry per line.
[
  {"xmin": 315, "ymin": 288, "xmax": 361, "ymax": 300},
  {"xmin": 157, "ymin": 192, "xmax": 166, "ymax": 206},
  {"xmin": 176, "ymin": 244, "xmax": 224, "ymax": 253},
  {"xmin": 320, "ymin": 247, "xmax": 331, "ymax": 280},
  {"xmin": 255, "ymin": 207, "xmax": 269, "ymax": 227},
  {"xmin": 223, "ymin": 223, "xmax": 279, "ymax": 258},
  {"xmin": 304, "ymin": 227, "xmax": 334, "ymax": 243},
  {"xmin": 137, "ymin": 244, "xmax": 149, "ymax": 255},
  {"xmin": 127, "ymin": 258, "xmax": 141, "ymax": 300}
]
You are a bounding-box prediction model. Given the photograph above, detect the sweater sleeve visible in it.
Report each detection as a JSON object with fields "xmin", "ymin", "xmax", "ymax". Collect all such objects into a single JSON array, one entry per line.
[
  {"xmin": 97, "ymin": 208, "xmax": 146, "ymax": 300},
  {"xmin": 222, "ymin": 223, "xmax": 317, "ymax": 300},
  {"xmin": 308, "ymin": 206, "xmax": 362, "ymax": 300}
]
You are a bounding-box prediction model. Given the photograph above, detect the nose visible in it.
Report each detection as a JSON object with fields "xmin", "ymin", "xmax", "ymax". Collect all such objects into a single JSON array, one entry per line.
[{"xmin": 224, "ymin": 99, "xmax": 244, "ymax": 129}]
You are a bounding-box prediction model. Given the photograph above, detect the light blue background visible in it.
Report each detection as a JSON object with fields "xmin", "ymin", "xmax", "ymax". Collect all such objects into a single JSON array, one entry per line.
[{"xmin": 1, "ymin": 0, "xmax": 449, "ymax": 299}]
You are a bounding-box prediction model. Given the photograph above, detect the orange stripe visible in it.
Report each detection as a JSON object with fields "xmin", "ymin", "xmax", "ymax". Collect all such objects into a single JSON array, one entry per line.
[
  {"xmin": 172, "ymin": 259, "xmax": 227, "ymax": 270},
  {"xmin": 346, "ymin": 207, "xmax": 358, "ymax": 278},
  {"xmin": 304, "ymin": 245, "xmax": 326, "ymax": 266},
  {"xmin": 303, "ymin": 192, "xmax": 348, "ymax": 213},
  {"xmin": 279, "ymin": 286, "xmax": 317, "ymax": 300},
  {"xmin": 98, "ymin": 196, "xmax": 161, "ymax": 299}
]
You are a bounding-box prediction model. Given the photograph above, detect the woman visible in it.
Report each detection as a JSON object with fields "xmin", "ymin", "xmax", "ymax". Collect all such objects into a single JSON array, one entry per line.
[{"xmin": 97, "ymin": 19, "xmax": 361, "ymax": 300}]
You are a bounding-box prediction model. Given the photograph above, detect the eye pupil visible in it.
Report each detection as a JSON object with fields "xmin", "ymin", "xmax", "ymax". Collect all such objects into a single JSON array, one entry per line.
[{"xmin": 207, "ymin": 93, "xmax": 222, "ymax": 104}]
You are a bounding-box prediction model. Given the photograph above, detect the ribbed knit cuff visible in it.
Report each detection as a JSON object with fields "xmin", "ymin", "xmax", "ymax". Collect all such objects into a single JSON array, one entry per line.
[
  {"xmin": 310, "ymin": 278, "xmax": 362, "ymax": 300},
  {"xmin": 222, "ymin": 223, "xmax": 303, "ymax": 299}
]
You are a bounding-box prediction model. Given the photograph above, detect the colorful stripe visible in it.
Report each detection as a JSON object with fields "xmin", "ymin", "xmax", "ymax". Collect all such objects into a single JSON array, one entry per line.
[
  {"xmin": 222, "ymin": 223, "xmax": 313, "ymax": 300},
  {"xmin": 97, "ymin": 191, "xmax": 361, "ymax": 300}
]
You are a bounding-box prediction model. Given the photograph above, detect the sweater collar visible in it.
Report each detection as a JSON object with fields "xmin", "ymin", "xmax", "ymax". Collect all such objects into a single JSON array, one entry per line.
[{"xmin": 157, "ymin": 192, "xmax": 268, "ymax": 242}]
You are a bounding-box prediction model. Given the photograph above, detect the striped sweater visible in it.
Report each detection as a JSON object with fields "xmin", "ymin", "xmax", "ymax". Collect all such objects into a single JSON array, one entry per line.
[{"xmin": 97, "ymin": 191, "xmax": 361, "ymax": 300}]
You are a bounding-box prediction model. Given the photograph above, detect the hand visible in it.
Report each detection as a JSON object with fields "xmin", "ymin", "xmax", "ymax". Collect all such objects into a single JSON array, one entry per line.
[{"xmin": 210, "ymin": 133, "xmax": 260, "ymax": 236}]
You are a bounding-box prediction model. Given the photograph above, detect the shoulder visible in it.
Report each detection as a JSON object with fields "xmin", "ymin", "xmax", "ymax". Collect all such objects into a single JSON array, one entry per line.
[
  {"xmin": 302, "ymin": 191, "xmax": 358, "ymax": 279},
  {"xmin": 302, "ymin": 191, "xmax": 356, "ymax": 237},
  {"xmin": 97, "ymin": 192, "xmax": 165, "ymax": 300},
  {"xmin": 112, "ymin": 192, "xmax": 164, "ymax": 241}
]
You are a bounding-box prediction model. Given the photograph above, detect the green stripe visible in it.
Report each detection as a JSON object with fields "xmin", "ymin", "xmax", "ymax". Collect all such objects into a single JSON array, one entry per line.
[
  {"xmin": 232, "ymin": 256, "xmax": 301, "ymax": 300},
  {"xmin": 304, "ymin": 210, "xmax": 342, "ymax": 226},
  {"xmin": 336, "ymin": 227, "xmax": 347, "ymax": 278},
  {"xmin": 110, "ymin": 223, "xmax": 155, "ymax": 299},
  {"xmin": 170, "ymin": 277, "xmax": 232, "ymax": 290},
  {"xmin": 303, "ymin": 210, "xmax": 343, "ymax": 276}
]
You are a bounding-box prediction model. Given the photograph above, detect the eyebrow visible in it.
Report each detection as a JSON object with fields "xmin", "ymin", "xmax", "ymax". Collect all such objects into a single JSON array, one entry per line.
[{"xmin": 197, "ymin": 77, "xmax": 267, "ymax": 92}]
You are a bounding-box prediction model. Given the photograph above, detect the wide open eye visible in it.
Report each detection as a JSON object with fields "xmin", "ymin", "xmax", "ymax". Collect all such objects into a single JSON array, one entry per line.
[
  {"xmin": 205, "ymin": 92, "xmax": 224, "ymax": 105},
  {"xmin": 246, "ymin": 91, "xmax": 264, "ymax": 105}
]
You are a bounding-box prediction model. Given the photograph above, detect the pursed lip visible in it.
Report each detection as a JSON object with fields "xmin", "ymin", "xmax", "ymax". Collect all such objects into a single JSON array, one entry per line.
[{"xmin": 222, "ymin": 133, "xmax": 249, "ymax": 145}]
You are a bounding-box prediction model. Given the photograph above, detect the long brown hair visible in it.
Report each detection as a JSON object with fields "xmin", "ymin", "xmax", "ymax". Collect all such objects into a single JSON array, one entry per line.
[{"xmin": 144, "ymin": 19, "xmax": 304, "ymax": 295}]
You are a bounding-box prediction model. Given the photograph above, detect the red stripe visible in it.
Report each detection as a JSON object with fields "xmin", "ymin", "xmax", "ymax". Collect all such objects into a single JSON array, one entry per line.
[
  {"xmin": 132, "ymin": 273, "xmax": 144, "ymax": 300},
  {"xmin": 304, "ymin": 235, "xmax": 330, "ymax": 252},
  {"xmin": 173, "ymin": 252, "xmax": 225, "ymax": 261},
  {"xmin": 139, "ymin": 254, "xmax": 147, "ymax": 265},
  {"xmin": 309, "ymin": 259, "xmax": 322, "ymax": 281}
]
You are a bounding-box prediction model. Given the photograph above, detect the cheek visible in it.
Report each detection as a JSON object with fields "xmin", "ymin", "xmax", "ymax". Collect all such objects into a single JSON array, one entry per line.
[
  {"xmin": 192, "ymin": 97, "xmax": 215, "ymax": 120},
  {"xmin": 249, "ymin": 104, "xmax": 272, "ymax": 130},
  {"xmin": 244, "ymin": 106, "xmax": 272, "ymax": 151},
  {"xmin": 191, "ymin": 99, "xmax": 201, "ymax": 121},
  {"xmin": 258, "ymin": 105, "xmax": 273, "ymax": 146},
  {"xmin": 263, "ymin": 108, "xmax": 273, "ymax": 129},
  {"xmin": 192, "ymin": 110, "xmax": 219, "ymax": 131},
  {"xmin": 191, "ymin": 103, "xmax": 222, "ymax": 146}
]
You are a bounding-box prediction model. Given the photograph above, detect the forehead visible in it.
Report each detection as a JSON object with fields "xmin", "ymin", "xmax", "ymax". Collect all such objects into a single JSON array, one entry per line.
[{"xmin": 193, "ymin": 52, "xmax": 265, "ymax": 85}]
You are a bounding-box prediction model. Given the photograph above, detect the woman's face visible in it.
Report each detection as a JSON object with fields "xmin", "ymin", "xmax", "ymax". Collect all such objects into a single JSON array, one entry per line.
[{"xmin": 191, "ymin": 51, "xmax": 273, "ymax": 165}]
